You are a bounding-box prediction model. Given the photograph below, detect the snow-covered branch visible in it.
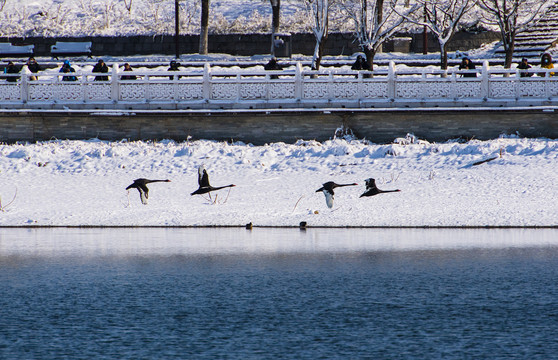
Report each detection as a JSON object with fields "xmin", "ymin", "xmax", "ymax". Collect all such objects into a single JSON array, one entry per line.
[
  {"xmin": 305, "ymin": 0, "xmax": 333, "ymax": 69},
  {"xmin": 0, "ymin": 187, "xmax": 17, "ymax": 212},
  {"xmin": 478, "ymin": 0, "xmax": 554, "ymax": 67},
  {"xmin": 340, "ymin": 0, "xmax": 420, "ymax": 69},
  {"xmin": 393, "ymin": 0, "xmax": 477, "ymax": 69}
]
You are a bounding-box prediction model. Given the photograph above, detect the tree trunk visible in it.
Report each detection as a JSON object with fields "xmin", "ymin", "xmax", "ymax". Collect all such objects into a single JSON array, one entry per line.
[
  {"xmin": 270, "ymin": 0, "xmax": 281, "ymax": 55},
  {"xmin": 312, "ymin": 36, "xmax": 327, "ymax": 70},
  {"xmin": 363, "ymin": 46, "xmax": 376, "ymax": 71},
  {"xmin": 375, "ymin": 0, "xmax": 384, "ymax": 24},
  {"xmin": 422, "ymin": 25, "xmax": 428, "ymax": 55},
  {"xmin": 504, "ymin": 38, "xmax": 515, "ymax": 69},
  {"xmin": 440, "ymin": 44, "xmax": 448, "ymax": 70},
  {"xmin": 361, "ymin": 0, "xmax": 367, "ymax": 36},
  {"xmin": 199, "ymin": 0, "xmax": 210, "ymax": 55},
  {"xmin": 311, "ymin": 0, "xmax": 329, "ymax": 71}
]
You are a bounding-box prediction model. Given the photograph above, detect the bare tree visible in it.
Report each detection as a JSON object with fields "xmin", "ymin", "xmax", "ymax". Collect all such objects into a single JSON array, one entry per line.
[
  {"xmin": 199, "ymin": 0, "xmax": 210, "ymax": 54},
  {"xmin": 270, "ymin": 0, "xmax": 281, "ymax": 54},
  {"xmin": 342, "ymin": 0, "xmax": 420, "ymax": 70},
  {"xmin": 306, "ymin": 0, "xmax": 332, "ymax": 70},
  {"xmin": 0, "ymin": 0, "xmax": 7, "ymax": 12},
  {"xmin": 479, "ymin": 0, "xmax": 553, "ymax": 68},
  {"xmin": 395, "ymin": 0, "xmax": 475, "ymax": 70},
  {"xmin": 0, "ymin": 187, "xmax": 17, "ymax": 212},
  {"xmin": 123, "ymin": 0, "xmax": 133, "ymax": 12}
]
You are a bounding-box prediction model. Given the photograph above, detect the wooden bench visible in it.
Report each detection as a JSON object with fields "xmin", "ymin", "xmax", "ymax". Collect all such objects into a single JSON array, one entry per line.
[
  {"xmin": 51, "ymin": 41, "xmax": 92, "ymax": 59},
  {"xmin": 0, "ymin": 43, "xmax": 34, "ymax": 57}
]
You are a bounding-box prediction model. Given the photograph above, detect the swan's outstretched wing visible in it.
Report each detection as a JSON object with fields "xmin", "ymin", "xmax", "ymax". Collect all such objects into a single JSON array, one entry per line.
[
  {"xmin": 198, "ymin": 166, "xmax": 210, "ymax": 187},
  {"xmin": 360, "ymin": 178, "xmax": 379, "ymax": 197},
  {"xmin": 364, "ymin": 178, "xmax": 377, "ymax": 190},
  {"xmin": 126, "ymin": 178, "xmax": 142, "ymax": 191},
  {"xmin": 138, "ymin": 185, "xmax": 149, "ymax": 205},
  {"xmin": 323, "ymin": 189, "xmax": 334, "ymax": 208}
]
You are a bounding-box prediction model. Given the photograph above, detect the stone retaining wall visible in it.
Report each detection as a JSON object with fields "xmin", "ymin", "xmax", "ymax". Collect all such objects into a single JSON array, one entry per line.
[
  {"xmin": 1, "ymin": 31, "xmax": 499, "ymax": 58},
  {"xmin": 1, "ymin": 108, "xmax": 555, "ymax": 145}
]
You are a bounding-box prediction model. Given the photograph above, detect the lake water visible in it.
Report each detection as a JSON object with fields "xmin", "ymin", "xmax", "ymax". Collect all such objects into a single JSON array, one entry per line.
[{"xmin": 1, "ymin": 228, "xmax": 558, "ymax": 359}]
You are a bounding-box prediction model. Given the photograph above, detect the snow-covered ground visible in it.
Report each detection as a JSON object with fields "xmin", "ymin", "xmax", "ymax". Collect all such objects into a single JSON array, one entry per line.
[
  {"xmin": 1, "ymin": 134, "xmax": 556, "ymax": 227},
  {"xmin": 2, "ymin": 0, "xmax": 489, "ymax": 38},
  {"xmin": 2, "ymin": 0, "xmax": 317, "ymax": 37}
]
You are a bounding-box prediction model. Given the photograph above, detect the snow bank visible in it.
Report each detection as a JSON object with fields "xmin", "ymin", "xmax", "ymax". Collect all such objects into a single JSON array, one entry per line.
[{"xmin": 1, "ymin": 135, "xmax": 557, "ymax": 227}]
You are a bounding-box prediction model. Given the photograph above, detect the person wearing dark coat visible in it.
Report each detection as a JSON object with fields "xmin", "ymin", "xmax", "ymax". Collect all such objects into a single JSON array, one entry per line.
[
  {"xmin": 264, "ymin": 57, "xmax": 283, "ymax": 79},
  {"xmin": 351, "ymin": 55, "xmax": 370, "ymax": 78},
  {"xmin": 92, "ymin": 59, "xmax": 109, "ymax": 81},
  {"xmin": 517, "ymin": 58, "xmax": 532, "ymax": 77},
  {"xmin": 121, "ymin": 63, "xmax": 137, "ymax": 80},
  {"xmin": 60, "ymin": 60, "xmax": 77, "ymax": 81},
  {"xmin": 351, "ymin": 55, "xmax": 370, "ymax": 71},
  {"xmin": 4, "ymin": 61, "xmax": 20, "ymax": 83},
  {"xmin": 168, "ymin": 60, "xmax": 181, "ymax": 80},
  {"xmin": 459, "ymin": 57, "xmax": 477, "ymax": 77},
  {"xmin": 26, "ymin": 57, "xmax": 41, "ymax": 80},
  {"xmin": 539, "ymin": 53, "xmax": 554, "ymax": 77}
]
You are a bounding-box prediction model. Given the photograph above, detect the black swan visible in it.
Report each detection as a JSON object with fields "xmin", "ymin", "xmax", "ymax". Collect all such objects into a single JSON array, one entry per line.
[
  {"xmin": 360, "ymin": 178, "xmax": 400, "ymax": 197},
  {"xmin": 126, "ymin": 178, "xmax": 171, "ymax": 205},
  {"xmin": 316, "ymin": 181, "xmax": 358, "ymax": 208},
  {"xmin": 191, "ymin": 166, "xmax": 235, "ymax": 196}
]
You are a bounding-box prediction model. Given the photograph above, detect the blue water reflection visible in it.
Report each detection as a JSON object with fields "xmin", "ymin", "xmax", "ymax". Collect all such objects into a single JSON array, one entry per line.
[
  {"xmin": 2, "ymin": 227, "xmax": 558, "ymax": 256},
  {"xmin": 1, "ymin": 228, "xmax": 558, "ymax": 359}
]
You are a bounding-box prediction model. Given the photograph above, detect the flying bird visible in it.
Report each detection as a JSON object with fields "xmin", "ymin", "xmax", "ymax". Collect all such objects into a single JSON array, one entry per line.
[
  {"xmin": 316, "ymin": 181, "xmax": 358, "ymax": 208},
  {"xmin": 191, "ymin": 166, "xmax": 235, "ymax": 196},
  {"xmin": 360, "ymin": 178, "xmax": 401, "ymax": 197},
  {"xmin": 126, "ymin": 178, "xmax": 171, "ymax": 205}
]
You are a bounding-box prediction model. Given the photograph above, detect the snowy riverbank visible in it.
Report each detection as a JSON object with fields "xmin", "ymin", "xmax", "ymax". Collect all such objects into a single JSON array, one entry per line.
[{"xmin": 0, "ymin": 135, "xmax": 557, "ymax": 227}]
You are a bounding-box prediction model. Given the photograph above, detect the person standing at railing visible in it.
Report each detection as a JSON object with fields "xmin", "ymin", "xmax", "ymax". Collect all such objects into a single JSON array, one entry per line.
[
  {"xmin": 459, "ymin": 57, "xmax": 477, "ymax": 78},
  {"xmin": 517, "ymin": 58, "xmax": 532, "ymax": 77},
  {"xmin": 92, "ymin": 59, "xmax": 109, "ymax": 81},
  {"xmin": 264, "ymin": 57, "xmax": 283, "ymax": 79},
  {"xmin": 26, "ymin": 57, "xmax": 41, "ymax": 81},
  {"xmin": 168, "ymin": 60, "xmax": 181, "ymax": 80},
  {"xmin": 3, "ymin": 61, "xmax": 20, "ymax": 82},
  {"xmin": 121, "ymin": 63, "xmax": 137, "ymax": 80},
  {"xmin": 60, "ymin": 60, "xmax": 77, "ymax": 81},
  {"xmin": 539, "ymin": 53, "xmax": 554, "ymax": 77},
  {"xmin": 351, "ymin": 55, "xmax": 370, "ymax": 78}
]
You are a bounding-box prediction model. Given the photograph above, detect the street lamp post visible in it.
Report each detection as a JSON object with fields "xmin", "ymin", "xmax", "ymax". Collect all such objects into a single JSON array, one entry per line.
[
  {"xmin": 423, "ymin": 2, "xmax": 428, "ymax": 55},
  {"xmin": 175, "ymin": 0, "xmax": 180, "ymax": 58}
]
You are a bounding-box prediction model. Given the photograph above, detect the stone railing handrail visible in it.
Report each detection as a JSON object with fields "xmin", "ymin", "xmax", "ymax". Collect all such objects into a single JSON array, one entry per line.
[{"xmin": 1, "ymin": 61, "xmax": 557, "ymax": 110}]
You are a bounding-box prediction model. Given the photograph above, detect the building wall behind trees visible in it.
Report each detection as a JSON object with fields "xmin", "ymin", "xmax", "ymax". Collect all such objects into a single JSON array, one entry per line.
[{"xmin": 1, "ymin": 31, "xmax": 499, "ymax": 57}]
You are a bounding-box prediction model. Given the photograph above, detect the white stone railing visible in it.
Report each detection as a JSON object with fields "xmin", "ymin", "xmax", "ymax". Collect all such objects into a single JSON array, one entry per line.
[{"xmin": 2, "ymin": 61, "xmax": 558, "ymax": 109}]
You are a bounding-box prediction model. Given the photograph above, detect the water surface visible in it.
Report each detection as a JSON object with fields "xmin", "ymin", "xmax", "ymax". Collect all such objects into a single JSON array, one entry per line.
[{"xmin": 1, "ymin": 228, "xmax": 557, "ymax": 359}]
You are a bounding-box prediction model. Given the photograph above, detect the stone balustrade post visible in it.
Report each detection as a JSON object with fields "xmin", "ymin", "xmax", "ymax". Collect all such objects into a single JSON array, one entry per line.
[
  {"xmin": 388, "ymin": 61, "xmax": 396, "ymax": 100},
  {"xmin": 450, "ymin": 69, "xmax": 457, "ymax": 99},
  {"xmin": 203, "ymin": 63, "xmax": 211, "ymax": 101},
  {"xmin": 111, "ymin": 63, "xmax": 120, "ymax": 102},
  {"xmin": 21, "ymin": 66, "xmax": 30, "ymax": 103},
  {"xmin": 481, "ymin": 61, "xmax": 489, "ymax": 100},
  {"xmin": 295, "ymin": 62, "xmax": 303, "ymax": 100}
]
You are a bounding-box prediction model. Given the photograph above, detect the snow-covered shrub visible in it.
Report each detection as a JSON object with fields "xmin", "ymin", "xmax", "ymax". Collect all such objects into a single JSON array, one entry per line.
[
  {"xmin": 1, "ymin": 0, "xmax": 502, "ymax": 38},
  {"xmin": 282, "ymin": 9, "xmax": 313, "ymax": 33},
  {"xmin": 228, "ymin": 10, "xmax": 269, "ymax": 33},
  {"xmin": 393, "ymin": 133, "xmax": 430, "ymax": 146}
]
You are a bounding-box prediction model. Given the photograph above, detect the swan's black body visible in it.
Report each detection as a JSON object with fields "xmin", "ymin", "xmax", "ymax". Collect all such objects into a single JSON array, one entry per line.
[
  {"xmin": 126, "ymin": 178, "xmax": 171, "ymax": 205},
  {"xmin": 191, "ymin": 166, "xmax": 235, "ymax": 196},
  {"xmin": 360, "ymin": 178, "xmax": 400, "ymax": 197},
  {"xmin": 316, "ymin": 181, "xmax": 358, "ymax": 208}
]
